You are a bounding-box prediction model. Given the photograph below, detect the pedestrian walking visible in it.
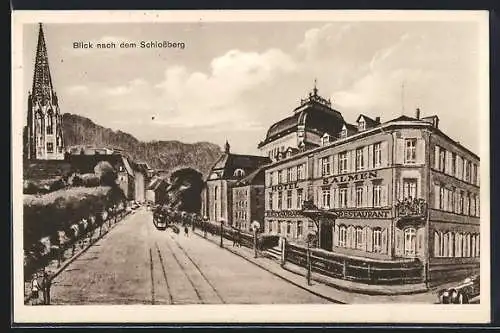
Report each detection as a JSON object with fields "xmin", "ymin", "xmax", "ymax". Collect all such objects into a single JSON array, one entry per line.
[
  {"xmin": 184, "ymin": 224, "xmax": 189, "ymax": 237},
  {"xmin": 30, "ymin": 273, "xmax": 41, "ymax": 305},
  {"xmin": 41, "ymin": 270, "xmax": 52, "ymax": 305}
]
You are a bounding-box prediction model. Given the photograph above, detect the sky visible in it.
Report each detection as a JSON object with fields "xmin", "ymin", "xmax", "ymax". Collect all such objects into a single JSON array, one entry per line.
[{"xmin": 23, "ymin": 20, "xmax": 482, "ymax": 155}]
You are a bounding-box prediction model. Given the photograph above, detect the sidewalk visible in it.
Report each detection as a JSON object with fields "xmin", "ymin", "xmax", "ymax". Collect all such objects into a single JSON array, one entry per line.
[
  {"xmin": 192, "ymin": 228, "xmax": 440, "ymax": 304},
  {"xmin": 24, "ymin": 210, "xmax": 134, "ymax": 305}
]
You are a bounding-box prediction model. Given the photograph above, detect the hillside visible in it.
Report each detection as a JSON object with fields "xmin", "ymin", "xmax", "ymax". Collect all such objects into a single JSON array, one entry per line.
[{"xmin": 25, "ymin": 113, "xmax": 224, "ymax": 178}]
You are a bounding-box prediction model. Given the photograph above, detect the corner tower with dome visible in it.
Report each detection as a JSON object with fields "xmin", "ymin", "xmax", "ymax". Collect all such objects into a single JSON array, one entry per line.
[{"xmin": 258, "ymin": 82, "xmax": 346, "ymax": 162}]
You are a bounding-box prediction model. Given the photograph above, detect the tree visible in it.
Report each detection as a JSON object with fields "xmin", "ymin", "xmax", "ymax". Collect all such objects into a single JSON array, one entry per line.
[{"xmin": 94, "ymin": 161, "xmax": 117, "ymax": 187}]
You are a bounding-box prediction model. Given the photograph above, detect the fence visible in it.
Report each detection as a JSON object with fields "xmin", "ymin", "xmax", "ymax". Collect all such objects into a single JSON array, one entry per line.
[{"xmin": 285, "ymin": 243, "xmax": 424, "ymax": 285}]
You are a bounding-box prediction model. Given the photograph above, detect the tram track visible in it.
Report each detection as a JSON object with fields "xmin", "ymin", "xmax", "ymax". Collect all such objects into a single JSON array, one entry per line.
[
  {"xmin": 163, "ymin": 236, "xmax": 204, "ymax": 304},
  {"xmin": 154, "ymin": 242, "xmax": 174, "ymax": 305},
  {"xmin": 169, "ymin": 236, "xmax": 226, "ymax": 304}
]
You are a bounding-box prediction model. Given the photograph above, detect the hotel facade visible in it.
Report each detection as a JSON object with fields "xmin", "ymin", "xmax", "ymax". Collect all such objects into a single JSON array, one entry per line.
[{"xmin": 261, "ymin": 89, "xmax": 480, "ymax": 285}]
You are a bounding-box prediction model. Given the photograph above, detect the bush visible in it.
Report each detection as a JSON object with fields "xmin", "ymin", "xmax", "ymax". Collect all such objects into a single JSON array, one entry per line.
[{"xmin": 94, "ymin": 161, "xmax": 117, "ymax": 186}]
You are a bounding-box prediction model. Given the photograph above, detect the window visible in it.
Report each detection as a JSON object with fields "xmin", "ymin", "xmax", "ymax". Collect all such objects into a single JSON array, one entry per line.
[
  {"xmin": 373, "ymin": 142, "xmax": 382, "ymax": 167},
  {"xmin": 297, "ymin": 221, "xmax": 303, "ymax": 237},
  {"xmin": 47, "ymin": 114, "xmax": 54, "ymax": 135},
  {"xmin": 403, "ymin": 178, "xmax": 418, "ymax": 200},
  {"xmin": 459, "ymin": 191, "xmax": 465, "ymax": 214},
  {"xmin": 404, "ymin": 228, "xmax": 417, "ymax": 256},
  {"xmin": 472, "ymin": 163, "xmax": 478, "ymax": 185},
  {"xmin": 439, "ymin": 147, "xmax": 446, "ymax": 172},
  {"xmin": 322, "ymin": 187, "xmax": 331, "ymax": 209},
  {"xmin": 356, "ymin": 148, "xmax": 364, "ymax": 171},
  {"xmin": 268, "ymin": 172, "xmax": 273, "ymax": 186},
  {"xmin": 439, "ymin": 185, "xmax": 445, "ymax": 210},
  {"xmin": 296, "ymin": 189, "xmax": 303, "ymax": 209},
  {"xmin": 373, "ymin": 228, "xmax": 382, "ymax": 252},
  {"xmin": 286, "ymin": 190, "xmax": 292, "ymax": 209},
  {"xmin": 338, "ymin": 225, "xmax": 347, "ymax": 247},
  {"xmin": 356, "ymin": 227, "xmax": 364, "ymax": 250},
  {"xmin": 322, "ymin": 157, "xmax": 331, "ymax": 176},
  {"xmin": 452, "ymin": 152, "xmax": 457, "ymax": 176},
  {"xmin": 405, "ymin": 139, "xmax": 417, "ymax": 164},
  {"xmin": 297, "ymin": 164, "xmax": 305, "ymax": 180},
  {"xmin": 321, "ymin": 134, "xmax": 330, "ymax": 146},
  {"xmin": 268, "ymin": 193, "xmax": 273, "ymax": 210},
  {"xmin": 355, "ymin": 185, "xmax": 364, "ymax": 207},
  {"xmin": 287, "ymin": 168, "xmax": 294, "ymax": 182},
  {"xmin": 358, "ymin": 119, "xmax": 366, "ymax": 131},
  {"xmin": 464, "ymin": 160, "xmax": 471, "ymax": 182},
  {"xmin": 287, "ymin": 221, "xmax": 292, "ymax": 235},
  {"xmin": 455, "ymin": 233, "xmax": 463, "ymax": 257},
  {"xmin": 278, "ymin": 221, "xmax": 283, "ymax": 234},
  {"xmin": 46, "ymin": 142, "xmax": 54, "ymax": 153},
  {"xmin": 340, "ymin": 127, "xmax": 347, "ymax": 138},
  {"xmin": 233, "ymin": 168, "xmax": 245, "ymax": 178},
  {"xmin": 278, "ymin": 191, "xmax": 283, "ymax": 210},
  {"xmin": 278, "ymin": 170, "xmax": 283, "ymax": 184},
  {"xmin": 339, "ymin": 187, "xmax": 348, "ymax": 208},
  {"xmin": 373, "ymin": 184, "xmax": 382, "ymax": 207},
  {"xmin": 339, "ymin": 152, "xmax": 348, "ymax": 174},
  {"xmin": 268, "ymin": 220, "xmax": 273, "ymax": 233}
]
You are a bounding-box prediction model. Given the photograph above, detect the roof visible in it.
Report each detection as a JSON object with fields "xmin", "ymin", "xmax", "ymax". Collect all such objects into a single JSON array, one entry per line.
[
  {"xmin": 259, "ymin": 88, "xmax": 345, "ymax": 148},
  {"xmin": 356, "ymin": 114, "xmax": 380, "ymax": 128},
  {"xmin": 209, "ymin": 152, "xmax": 270, "ymax": 180},
  {"xmin": 121, "ymin": 156, "xmax": 135, "ymax": 177}
]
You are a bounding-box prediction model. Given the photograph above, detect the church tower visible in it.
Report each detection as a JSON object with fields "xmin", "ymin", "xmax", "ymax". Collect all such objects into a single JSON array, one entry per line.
[{"xmin": 27, "ymin": 23, "xmax": 65, "ymax": 160}]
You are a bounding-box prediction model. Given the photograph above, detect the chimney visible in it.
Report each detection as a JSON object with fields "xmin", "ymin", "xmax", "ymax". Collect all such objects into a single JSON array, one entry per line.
[
  {"xmin": 415, "ymin": 108, "xmax": 421, "ymax": 120},
  {"xmin": 375, "ymin": 116, "xmax": 381, "ymax": 123}
]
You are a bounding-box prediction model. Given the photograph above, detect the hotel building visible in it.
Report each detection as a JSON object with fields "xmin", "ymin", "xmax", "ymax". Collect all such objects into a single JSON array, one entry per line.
[{"xmin": 262, "ymin": 88, "xmax": 480, "ymax": 285}]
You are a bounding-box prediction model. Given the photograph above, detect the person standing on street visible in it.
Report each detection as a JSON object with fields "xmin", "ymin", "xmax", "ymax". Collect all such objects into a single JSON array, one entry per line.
[
  {"xmin": 30, "ymin": 272, "xmax": 41, "ymax": 305},
  {"xmin": 41, "ymin": 270, "xmax": 52, "ymax": 305}
]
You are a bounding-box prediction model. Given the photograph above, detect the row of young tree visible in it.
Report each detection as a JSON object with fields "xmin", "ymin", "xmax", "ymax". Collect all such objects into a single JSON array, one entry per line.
[{"xmin": 23, "ymin": 161, "xmax": 127, "ymax": 279}]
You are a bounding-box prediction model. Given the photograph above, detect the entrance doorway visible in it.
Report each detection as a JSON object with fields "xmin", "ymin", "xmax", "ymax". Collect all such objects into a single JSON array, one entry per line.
[{"xmin": 320, "ymin": 221, "xmax": 333, "ymax": 251}]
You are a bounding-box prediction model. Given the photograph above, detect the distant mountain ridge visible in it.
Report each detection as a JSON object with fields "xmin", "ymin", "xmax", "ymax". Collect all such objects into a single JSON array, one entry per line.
[{"xmin": 32, "ymin": 113, "xmax": 224, "ymax": 178}]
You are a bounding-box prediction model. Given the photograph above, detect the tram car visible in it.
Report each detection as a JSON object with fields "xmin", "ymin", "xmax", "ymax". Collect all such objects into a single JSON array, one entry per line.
[{"xmin": 153, "ymin": 205, "xmax": 167, "ymax": 231}]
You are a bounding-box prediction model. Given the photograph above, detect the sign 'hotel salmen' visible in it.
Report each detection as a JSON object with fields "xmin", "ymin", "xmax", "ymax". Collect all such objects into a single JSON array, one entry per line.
[{"xmin": 322, "ymin": 171, "xmax": 379, "ymax": 185}]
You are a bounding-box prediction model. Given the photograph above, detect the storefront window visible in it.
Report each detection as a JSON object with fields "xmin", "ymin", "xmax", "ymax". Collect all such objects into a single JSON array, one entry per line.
[
  {"xmin": 355, "ymin": 227, "xmax": 364, "ymax": 250},
  {"xmin": 297, "ymin": 221, "xmax": 303, "ymax": 237},
  {"xmin": 338, "ymin": 225, "xmax": 347, "ymax": 247},
  {"xmin": 404, "ymin": 227, "xmax": 417, "ymax": 256},
  {"xmin": 373, "ymin": 228, "xmax": 382, "ymax": 252}
]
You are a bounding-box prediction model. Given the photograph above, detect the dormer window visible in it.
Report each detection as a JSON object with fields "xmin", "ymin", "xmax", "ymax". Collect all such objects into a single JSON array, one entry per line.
[
  {"xmin": 358, "ymin": 118, "xmax": 366, "ymax": 131},
  {"xmin": 233, "ymin": 168, "xmax": 246, "ymax": 178},
  {"xmin": 340, "ymin": 125, "xmax": 348, "ymax": 139},
  {"xmin": 286, "ymin": 149, "xmax": 293, "ymax": 158},
  {"xmin": 321, "ymin": 133, "xmax": 330, "ymax": 146}
]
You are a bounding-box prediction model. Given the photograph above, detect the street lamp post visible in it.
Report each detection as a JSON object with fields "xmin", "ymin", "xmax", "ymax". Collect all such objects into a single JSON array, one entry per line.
[
  {"xmin": 252, "ymin": 221, "xmax": 261, "ymax": 258},
  {"xmin": 220, "ymin": 218, "xmax": 225, "ymax": 248},
  {"xmin": 203, "ymin": 216, "xmax": 208, "ymax": 238},
  {"xmin": 306, "ymin": 230, "xmax": 316, "ymax": 286}
]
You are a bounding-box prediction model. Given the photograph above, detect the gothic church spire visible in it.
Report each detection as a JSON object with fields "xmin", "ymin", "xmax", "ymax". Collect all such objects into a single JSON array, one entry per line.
[{"xmin": 32, "ymin": 23, "xmax": 55, "ymax": 105}]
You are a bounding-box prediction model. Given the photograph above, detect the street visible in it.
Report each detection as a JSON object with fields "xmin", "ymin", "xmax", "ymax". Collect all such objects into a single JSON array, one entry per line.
[{"xmin": 50, "ymin": 207, "xmax": 331, "ymax": 304}]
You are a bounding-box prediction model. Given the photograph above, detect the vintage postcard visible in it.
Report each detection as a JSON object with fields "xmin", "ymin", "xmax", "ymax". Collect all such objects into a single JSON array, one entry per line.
[{"xmin": 12, "ymin": 10, "xmax": 490, "ymax": 324}]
